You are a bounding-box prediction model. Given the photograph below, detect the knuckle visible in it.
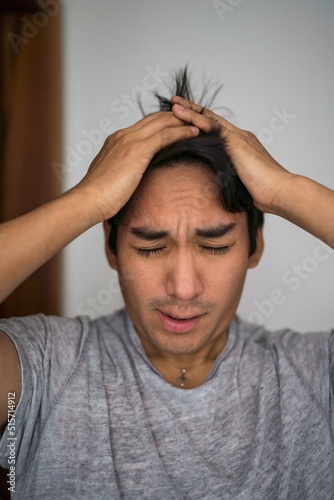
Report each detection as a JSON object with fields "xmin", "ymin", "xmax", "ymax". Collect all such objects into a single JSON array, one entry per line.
[
  {"xmin": 112, "ymin": 129, "xmax": 125, "ymax": 141},
  {"xmin": 244, "ymin": 130, "xmax": 256, "ymax": 140},
  {"xmin": 104, "ymin": 129, "xmax": 123, "ymax": 147},
  {"xmin": 103, "ymin": 135, "xmax": 113, "ymax": 146},
  {"xmin": 116, "ymin": 134, "xmax": 133, "ymax": 150}
]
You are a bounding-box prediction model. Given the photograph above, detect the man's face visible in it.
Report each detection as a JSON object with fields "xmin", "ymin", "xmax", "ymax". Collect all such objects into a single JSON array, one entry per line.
[{"xmin": 106, "ymin": 163, "xmax": 262, "ymax": 357}]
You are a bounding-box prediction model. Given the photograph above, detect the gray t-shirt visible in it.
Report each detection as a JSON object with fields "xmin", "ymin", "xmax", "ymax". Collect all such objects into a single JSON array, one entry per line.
[{"xmin": 0, "ymin": 309, "xmax": 333, "ymax": 499}]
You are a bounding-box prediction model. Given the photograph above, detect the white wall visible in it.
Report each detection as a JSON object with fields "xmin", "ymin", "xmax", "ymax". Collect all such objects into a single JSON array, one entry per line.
[{"xmin": 60, "ymin": 0, "xmax": 334, "ymax": 332}]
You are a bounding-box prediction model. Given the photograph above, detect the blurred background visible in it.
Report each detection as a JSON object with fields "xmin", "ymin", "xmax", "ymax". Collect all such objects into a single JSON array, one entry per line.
[{"xmin": 1, "ymin": 0, "xmax": 333, "ymax": 329}]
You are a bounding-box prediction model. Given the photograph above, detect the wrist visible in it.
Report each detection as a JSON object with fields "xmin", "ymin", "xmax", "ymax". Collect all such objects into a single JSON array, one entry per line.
[
  {"xmin": 264, "ymin": 171, "xmax": 298, "ymax": 217},
  {"xmin": 62, "ymin": 186, "xmax": 105, "ymax": 229}
]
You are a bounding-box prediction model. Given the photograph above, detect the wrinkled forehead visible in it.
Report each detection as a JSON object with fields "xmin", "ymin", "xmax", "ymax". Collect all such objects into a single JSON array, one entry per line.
[
  {"xmin": 119, "ymin": 162, "xmax": 246, "ymax": 231},
  {"xmin": 129, "ymin": 162, "xmax": 219, "ymax": 210}
]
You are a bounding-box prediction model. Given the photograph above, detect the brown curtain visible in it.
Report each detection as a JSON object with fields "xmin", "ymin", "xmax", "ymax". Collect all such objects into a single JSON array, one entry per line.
[
  {"xmin": 0, "ymin": 2, "xmax": 62, "ymax": 497},
  {"xmin": 0, "ymin": 1, "xmax": 61, "ymax": 318}
]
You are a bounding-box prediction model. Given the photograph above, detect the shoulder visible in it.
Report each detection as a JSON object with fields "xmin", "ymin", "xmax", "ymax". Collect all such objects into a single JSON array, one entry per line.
[
  {"xmin": 235, "ymin": 316, "xmax": 334, "ymax": 396},
  {"xmin": 0, "ymin": 308, "xmax": 127, "ymax": 346},
  {"xmin": 236, "ymin": 316, "xmax": 333, "ymax": 351},
  {"xmin": 0, "ymin": 310, "xmax": 127, "ymax": 359},
  {"xmin": 0, "ymin": 309, "xmax": 128, "ymax": 423}
]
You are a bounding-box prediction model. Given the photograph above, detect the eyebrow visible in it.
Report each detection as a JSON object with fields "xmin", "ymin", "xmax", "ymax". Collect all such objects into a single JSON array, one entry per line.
[
  {"xmin": 196, "ymin": 223, "xmax": 237, "ymax": 238},
  {"xmin": 129, "ymin": 228, "xmax": 169, "ymax": 241},
  {"xmin": 129, "ymin": 223, "xmax": 237, "ymax": 241}
]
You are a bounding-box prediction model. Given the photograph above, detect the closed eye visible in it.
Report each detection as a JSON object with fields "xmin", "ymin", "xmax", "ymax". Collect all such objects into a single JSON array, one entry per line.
[
  {"xmin": 136, "ymin": 246, "xmax": 231, "ymax": 257},
  {"xmin": 200, "ymin": 246, "xmax": 231, "ymax": 255},
  {"xmin": 137, "ymin": 247, "xmax": 166, "ymax": 257}
]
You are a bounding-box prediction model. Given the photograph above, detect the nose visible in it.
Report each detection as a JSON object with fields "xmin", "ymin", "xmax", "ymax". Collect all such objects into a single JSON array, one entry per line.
[{"xmin": 165, "ymin": 248, "xmax": 203, "ymax": 301}]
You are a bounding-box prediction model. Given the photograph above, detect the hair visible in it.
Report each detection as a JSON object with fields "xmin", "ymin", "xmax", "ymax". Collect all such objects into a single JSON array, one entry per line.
[{"xmin": 107, "ymin": 67, "xmax": 264, "ymax": 256}]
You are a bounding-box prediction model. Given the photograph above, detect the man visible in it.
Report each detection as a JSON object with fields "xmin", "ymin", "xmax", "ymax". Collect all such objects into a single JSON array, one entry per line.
[{"xmin": 0, "ymin": 72, "xmax": 333, "ymax": 499}]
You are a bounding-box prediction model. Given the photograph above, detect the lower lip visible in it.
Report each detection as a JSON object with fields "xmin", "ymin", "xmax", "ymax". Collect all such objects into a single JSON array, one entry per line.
[{"xmin": 158, "ymin": 311, "xmax": 203, "ymax": 333}]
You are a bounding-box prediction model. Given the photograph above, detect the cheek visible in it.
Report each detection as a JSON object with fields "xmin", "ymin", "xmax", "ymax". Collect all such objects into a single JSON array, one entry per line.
[
  {"xmin": 117, "ymin": 266, "xmax": 138, "ymax": 294},
  {"xmin": 207, "ymin": 253, "xmax": 249, "ymax": 295},
  {"xmin": 227, "ymin": 254, "xmax": 249, "ymax": 280},
  {"xmin": 117, "ymin": 254, "xmax": 160, "ymax": 300}
]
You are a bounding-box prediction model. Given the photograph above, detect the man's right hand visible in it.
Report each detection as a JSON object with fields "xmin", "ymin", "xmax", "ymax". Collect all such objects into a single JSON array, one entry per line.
[
  {"xmin": 74, "ymin": 112, "xmax": 199, "ymax": 222},
  {"xmin": 0, "ymin": 112, "xmax": 199, "ymax": 303}
]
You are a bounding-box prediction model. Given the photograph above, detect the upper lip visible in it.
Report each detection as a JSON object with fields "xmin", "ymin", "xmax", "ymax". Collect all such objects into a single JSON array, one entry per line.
[{"xmin": 159, "ymin": 310, "xmax": 205, "ymax": 320}]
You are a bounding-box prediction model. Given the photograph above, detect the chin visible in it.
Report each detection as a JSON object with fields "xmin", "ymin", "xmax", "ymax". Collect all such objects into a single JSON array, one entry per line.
[{"xmin": 149, "ymin": 330, "xmax": 207, "ymax": 355}]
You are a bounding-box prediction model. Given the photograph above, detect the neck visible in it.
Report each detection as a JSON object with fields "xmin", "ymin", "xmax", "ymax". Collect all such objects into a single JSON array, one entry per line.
[{"xmin": 140, "ymin": 330, "xmax": 228, "ymax": 389}]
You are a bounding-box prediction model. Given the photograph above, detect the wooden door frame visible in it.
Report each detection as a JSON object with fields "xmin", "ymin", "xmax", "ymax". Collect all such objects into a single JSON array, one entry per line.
[{"xmin": 0, "ymin": 3, "xmax": 62, "ymax": 494}]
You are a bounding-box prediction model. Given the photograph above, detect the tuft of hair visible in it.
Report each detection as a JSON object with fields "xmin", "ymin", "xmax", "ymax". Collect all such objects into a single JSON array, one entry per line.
[
  {"xmin": 138, "ymin": 65, "xmax": 227, "ymax": 116},
  {"xmin": 154, "ymin": 66, "xmax": 195, "ymax": 112},
  {"xmin": 109, "ymin": 66, "xmax": 264, "ymax": 257}
]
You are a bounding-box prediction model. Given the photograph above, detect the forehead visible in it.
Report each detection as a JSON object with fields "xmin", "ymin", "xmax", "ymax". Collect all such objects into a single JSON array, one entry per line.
[{"xmin": 123, "ymin": 163, "xmax": 240, "ymax": 226}]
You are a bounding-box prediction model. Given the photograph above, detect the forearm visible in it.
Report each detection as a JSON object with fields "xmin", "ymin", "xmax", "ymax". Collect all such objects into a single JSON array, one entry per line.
[
  {"xmin": 0, "ymin": 113, "xmax": 199, "ymax": 304},
  {"xmin": 273, "ymin": 174, "xmax": 334, "ymax": 248},
  {"xmin": 0, "ymin": 188, "xmax": 100, "ymax": 303}
]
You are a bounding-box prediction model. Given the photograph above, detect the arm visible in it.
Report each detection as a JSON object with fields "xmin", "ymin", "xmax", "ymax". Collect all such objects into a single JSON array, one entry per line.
[
  {"xmin": 0, "ymin": 331, "xmax": 21, "ymax": 429},
  {"xmin": 171, "ymin": 97, "xmax": 334, "ymax": 248},
  {"xmin": 0, "ymin": 112, "xmax": 199, "ymax": 426},
  {"xmin": 0, "ymin": 112, "xmax": 199, "ymax": 304}
]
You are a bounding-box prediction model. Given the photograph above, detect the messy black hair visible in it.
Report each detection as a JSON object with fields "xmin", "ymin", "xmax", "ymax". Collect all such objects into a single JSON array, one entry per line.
[{"xmin": 107, "ymin": 67, "xmax": 263, "ymax": 256}]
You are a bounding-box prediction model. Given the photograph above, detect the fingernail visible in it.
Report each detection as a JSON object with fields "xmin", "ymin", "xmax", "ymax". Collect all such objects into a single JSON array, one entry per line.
[
  {"xmin": 190, "ymin": 126, "xmax": 199, "ymax": 134},
  {"xmin": 174, "ymin": 103, "xmax": 185, "ymax": 110}
]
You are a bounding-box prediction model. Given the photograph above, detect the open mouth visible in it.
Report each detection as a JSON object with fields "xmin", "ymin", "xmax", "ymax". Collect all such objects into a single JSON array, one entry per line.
[{"xmin": 158, "ymin": 310, "xmax": 204, "ymax": 333}]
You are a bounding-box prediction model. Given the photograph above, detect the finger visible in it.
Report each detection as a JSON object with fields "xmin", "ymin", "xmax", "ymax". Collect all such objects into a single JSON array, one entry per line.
[
  {"xmin": 171, "ymin": 103, "xmax": 223, "ymax": 135},
  {"xmin": 98, "ymin": 113, "xmax": 198, "ymax": 166},
  {"xmin": 112, "ymin": 111, "xmax": 186, "ymax": 142},
  {"xmin": 171, "ymin": 96, "xmax": 239, "ymax": 133},
  {"xmin": 141, "ymin": 123, "xmax": 200, "ymax": 155},
  {"xmin": 126, "ymin": 111, "xmax": 173, "ymax": 132},
  {"xmin": 127, "ymin": 111, "xmax": 198, "ymax": 139},
  {"xmin": 171, "ymin": 96, "xmax": 205, "ymax": 113},
  {"xmin": 109, "ymin": 112, "xmax": 165, "ymax": 139}
]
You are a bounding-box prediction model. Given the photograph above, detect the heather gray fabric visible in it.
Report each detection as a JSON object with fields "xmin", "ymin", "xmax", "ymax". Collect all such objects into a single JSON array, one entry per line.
[{"xmin": 0, "ymin": 309, "xmax": 333, "ymax": 499}]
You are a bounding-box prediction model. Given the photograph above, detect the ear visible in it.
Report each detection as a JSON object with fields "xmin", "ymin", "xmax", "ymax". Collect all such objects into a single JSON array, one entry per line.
[
  {"xmin": 103, "ymin": 220, "xmax": 118, "ymax": 271},
  {"xmin": 247, "ymin": 227, "xmax": 264, "ymax": 269}
]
